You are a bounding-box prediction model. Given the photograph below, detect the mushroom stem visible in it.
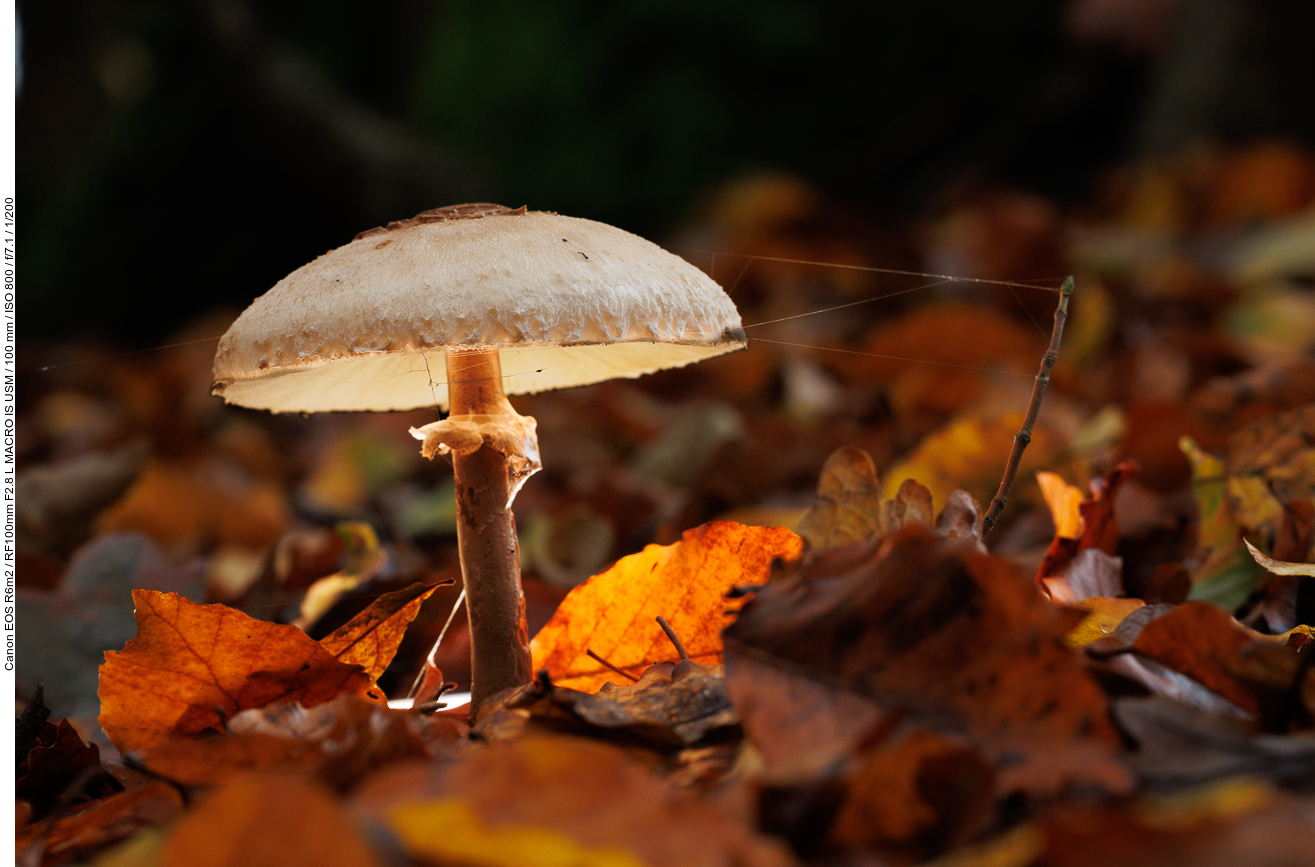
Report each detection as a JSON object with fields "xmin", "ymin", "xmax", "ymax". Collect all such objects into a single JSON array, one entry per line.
[{"xmin": 446, "ymin": 348, "xmax": 533, "ymax": 717}]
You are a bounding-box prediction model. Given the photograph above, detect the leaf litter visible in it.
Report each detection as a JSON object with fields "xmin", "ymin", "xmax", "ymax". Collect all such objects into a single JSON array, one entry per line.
[{"xmin": 15, "ymin": 144, "xmax": 1315, "ymax": 865}]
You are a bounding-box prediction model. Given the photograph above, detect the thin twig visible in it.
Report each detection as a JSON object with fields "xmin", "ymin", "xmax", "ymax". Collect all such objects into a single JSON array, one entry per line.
[
  {"xmin": 655, "ymin": 616, "xmax": 690, "ymax": 661},
  {"xmin": 586, "ymin": 648, "xmax": 640, "ymax": 682},
  {"xmin": 406, "ymin": 588, "xmax": 466, "ymax": 700},
  {"xmin": 982, "ymin": 276, "xmax": 1075, "ymax": 535}
]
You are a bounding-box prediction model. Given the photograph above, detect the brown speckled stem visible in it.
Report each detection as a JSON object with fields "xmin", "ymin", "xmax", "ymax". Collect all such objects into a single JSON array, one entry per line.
[{"xmin": 447, "ymin": 348, "xmax": 533, "ymax": 719}]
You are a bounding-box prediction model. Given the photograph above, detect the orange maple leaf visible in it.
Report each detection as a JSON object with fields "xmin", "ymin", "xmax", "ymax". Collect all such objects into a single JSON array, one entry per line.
[
  {"xmin": 530, "ymin": 521, "xmax": 803, "ymax": 692},
  {"xmin": 99, "ymin": 590, "xmax": 374, "ymax": 753},
  {"xmin": 319, "ymin": 581, "xmax": 440, "ymax": 682}
]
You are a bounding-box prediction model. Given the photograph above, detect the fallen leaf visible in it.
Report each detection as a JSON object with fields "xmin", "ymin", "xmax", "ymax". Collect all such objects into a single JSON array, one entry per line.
[
  {"xmin": 1036, "ymin": 461, "xmax": 1136, "ymax": 594},
  {"xmin": 137, "ymin": 695, "xmax": 460, "ymax": 791},
  {"xmin": 1043, "ymin": 548, "xmax": 1124, "ymax": 604},
  {"xmin": 355, "ymin": 734, "xmax": 793, "ymax": 867},
  {"xmin": 98, "ymin": 590, "xmax": 375, "ymax": 753},
  {"xmin": 1066, "ymin": 597, "xmax": 1146, "ymax": 647},
  {"xmin": 1182, "ymin": 406, "xmax": 1315, "ymax": 608},
  {"xmin": 530, "ymin": 521, "xmax": 803, "ymax": 692},
  {"xmin": 725, "ymin": 525, "xmax": 1131, "ymax": 795},
  {"xmin": 829, "ymin": 728, "xmax": 994, "ymax": 860},
  {"xmin": 1037, "ymin": 471, "xmax": 1085, "ymax": 538},
  {"xmin": 389, "ymin": 800, "xmax": 646, "ymax": 867},
  {"xmin": 799, "ymin": 446, "xmax": 983, "ymax": 554},
  {"xmin": 17, "ymin": 718, "xmax": 106, "ymax": 814},
  {"xmin": 1180, "ymin": 436, "xmax": 1268, "ymax": 609},
  {"xmin": 161, "ymin": 774, "xmax": 380, "ymax": 867},
  {"xmin": 797, "ymin": 446, "xmax": 883, "ymax": 550},
  {"xmin": 17, "ymin": 780, "xmax": 182, "ymax": 865},
  {"xmin": 227, "ymin": 695, "xmax": 460, "ymax": 789},
  {"xmin": 135, "ymin": 732, "xmax": 323, "ymax": 787},
  {"xmin": 884, "ymin": 477, "xmax": 936, "ymax": 534},
  {"xmin": 497, "ymin": 664, "xmax": 738, "ymax": 748},
  {"xmin": 1033, "ymin": 770, "xmax": 1315, "ymax": 867},
  {"xmin": 1245, "ymin": 537, "xmax": 1315, "ymax": 576},
  {"xmin": 1132, "ymin": 601, "xmax": 1263, "ymax": 718},
  {"xmin": 725, "ymin": 651, "xmax": 884, "ymax": 777},
  {"xmin": 318, "ymin": 581, "xmax": 441, "ymax": 682}
]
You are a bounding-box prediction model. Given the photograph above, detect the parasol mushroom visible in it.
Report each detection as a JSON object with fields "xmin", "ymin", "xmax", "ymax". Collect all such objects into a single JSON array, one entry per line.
[{"xmin": 211, "ymin": 203, "xmax": 745, "ymax": 715}]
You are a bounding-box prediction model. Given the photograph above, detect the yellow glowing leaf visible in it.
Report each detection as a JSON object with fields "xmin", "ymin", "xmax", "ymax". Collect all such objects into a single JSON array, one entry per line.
[
  {"xmin": 389, "ymin": 800, "xmax": 643, "ymax": 867},
  {"xmin": 530, "ymin": 521, "xmax": 803, "ymax": 692},
  {"xmin": 1064, "ymin": 597, "xmax": 1145, "ymax": 647},
  {"xmin": 1036, "ymin": 472, "xmax": 1085, "ymax": 539}
]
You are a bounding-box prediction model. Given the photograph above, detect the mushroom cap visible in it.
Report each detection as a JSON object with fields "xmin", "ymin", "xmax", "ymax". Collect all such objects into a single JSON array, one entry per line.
[{"xmin": 211, "ymin": 205, "xmax": 746, "ymax": 413}]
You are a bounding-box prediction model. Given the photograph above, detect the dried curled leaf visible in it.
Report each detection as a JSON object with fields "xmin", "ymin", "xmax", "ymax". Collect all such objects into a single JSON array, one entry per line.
[
  {"xmin": 530, "ymin": 521, "xmax": 803, "ymax": 692},
  {"xmin": 99, "ymin": 590, "xmax": 375, "ymax": 753},
  {"xmin": 798, "ymin": 446, "xmax": 882, "ymax": 549},
  {"xmin": 1035, "ymin": 461, "xmax": 1136, "ymax": 595},
  {"xmin": 16, "ymin": 718, "xmax": 104, "ymax": 812},
  {"xmin": 1245, "ymin": 538, "xmax": 1315, "ymax": 577},
  {"xmin": 138, "ymin": 695, "xmax": 459, "ymax": 790},
  {"xmin": 799, "ymin": 446, "xmax": 984, "ymax": 553},
  {"xmin": 497, "ymin": 664, "xmax": 737, "ymax": 748},
  {"xmin": 319, "ymin": 581, "xmax": 440, "ymax": 682}
]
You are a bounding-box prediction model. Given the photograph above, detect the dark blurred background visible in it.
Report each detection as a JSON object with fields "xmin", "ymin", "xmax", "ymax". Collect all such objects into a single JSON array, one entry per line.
[{"xmin": 18, "ymin": 0, "xmax": 1315, "ymax": 346}]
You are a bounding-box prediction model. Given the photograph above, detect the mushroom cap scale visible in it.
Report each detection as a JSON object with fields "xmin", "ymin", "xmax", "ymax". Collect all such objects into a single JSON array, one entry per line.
[{"xmin": 212, "ymin": 208, "xmax": 745, "ymax": 413}]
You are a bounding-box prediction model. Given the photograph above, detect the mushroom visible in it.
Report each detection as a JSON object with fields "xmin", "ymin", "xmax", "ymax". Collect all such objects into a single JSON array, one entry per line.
[{"xmin": 212, "ymin": 203, "xmax": 745, "ymax": 715}]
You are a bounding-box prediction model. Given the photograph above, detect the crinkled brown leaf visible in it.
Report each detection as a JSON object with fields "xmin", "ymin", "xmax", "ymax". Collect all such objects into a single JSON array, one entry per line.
[
  {"xmin": 319, "ymin": 581, "xmax": 440, "ymax": 682},
  {"xmin": 798, "ymin": 446, "xmax": 883, "ymax": 550},
  {"xmin": 229, "ymin": 695, "xmax": 463, "ymax": 788},
  {"xmin": 726, "ymin": 525, "xmax": 1132, "ymax": 795},
  {"xmin": 98, "ymin": 590, "xmax": 375, "ymax": 753},
  {"xmin": 16, "ymin": 719, "xmax": 104, "ymax": 812},
  {"xmin": 800, "ymin": 446, "xmax": 984, "ymax": 554},
  {"xmin": 497, "ymin": 663, "xmax": 738, "ymax": 748},
  {"xmin": 530, "ymin": 521, "xmax": 803, "ymax": 692},
  {"xmin": 137, "ymin": 695, "xmax": 465, "ymax": 791},
  {"xmin": 162, "ymin": 774, "xmax": 380, "ymax": 867}
]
